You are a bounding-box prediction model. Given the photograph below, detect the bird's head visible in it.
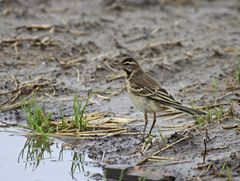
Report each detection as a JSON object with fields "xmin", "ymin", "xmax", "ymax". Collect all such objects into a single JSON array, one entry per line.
[{"xmin": 120, "ymin": 57, "xmax": 141, "ymax": 77}]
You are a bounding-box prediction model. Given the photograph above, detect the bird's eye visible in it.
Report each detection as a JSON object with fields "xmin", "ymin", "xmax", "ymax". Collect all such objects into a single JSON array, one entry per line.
[
  {"xmin": 124, "ymin": 63, "xmax": 132, "ymax": 68},
  {"xmin": 124, "ymin": 62, "xmax": 132, "ymax": 66}
]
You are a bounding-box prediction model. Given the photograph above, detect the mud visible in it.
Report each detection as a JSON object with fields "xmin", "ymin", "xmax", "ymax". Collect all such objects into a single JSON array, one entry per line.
[{"xmin": 0, "ymin": 0, "xmax": 240, "ymax": 180}]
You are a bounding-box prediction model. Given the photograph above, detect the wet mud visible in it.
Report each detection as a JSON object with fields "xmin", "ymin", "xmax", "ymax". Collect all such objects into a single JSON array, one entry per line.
[{"xmin": 0, "ymin": 0, "xmax": 240, "ymax": 180}]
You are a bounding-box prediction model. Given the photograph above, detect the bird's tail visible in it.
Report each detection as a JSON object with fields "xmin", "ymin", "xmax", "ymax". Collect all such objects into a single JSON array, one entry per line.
[{"xmin": 170, "ymin": 104, "xmax": 206, "ymax": 115}]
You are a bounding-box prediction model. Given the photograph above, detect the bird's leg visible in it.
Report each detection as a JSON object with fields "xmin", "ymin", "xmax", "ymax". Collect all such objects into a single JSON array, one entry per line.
[
  {"xmin": 148, "ymin": 112, "xmax": 157, "ymax": 136},
  {"xmin": 142, "ymin": 111, "xmax": 148, "ymax": 142}
]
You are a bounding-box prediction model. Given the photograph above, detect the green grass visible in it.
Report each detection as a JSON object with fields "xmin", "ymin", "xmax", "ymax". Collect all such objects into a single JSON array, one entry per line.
[
  {"xmin": 23, "ymin": 98, "xmax": 53, "ymax": 135},
  {"xmin": 219, "ymin": 162, "xmax": 233, "ymax": 181},
  {"xmin": 20, "ymin": 95, "xmax": 90, "ymax": 175},
  {"xmin": 23, "ymin": 95, "xmax": 90, "ymax": 135},
  {"xmin": 72, "ymin": 95, "xmax": 89, "ymax": 131},
  {"xmin": 19, "ymin": 136, "xmax": 85, "ymax": 175},
  {"xmin": 138, "ymin": 177, "xmax": 146, "ymax": 181},
  {"xmin": 215, "ymin": 106, "xmax": 224, "ymax": 119},
  {"xmin": 195, "ymin": 110, "xmax": 213, "ymax": 127},
  {"xmin": 195, "ymin": 107, "xmax": 225, "ymax": 127},
  {"xmin": 18, "ymin": 136, "xmax": 53, "ymax": 169}
]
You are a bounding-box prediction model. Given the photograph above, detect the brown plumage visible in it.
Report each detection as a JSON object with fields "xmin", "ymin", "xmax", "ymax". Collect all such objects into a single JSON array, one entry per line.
[{"xmin": 121, "ymin": 56, "xmax": 206, "ymax": 141}]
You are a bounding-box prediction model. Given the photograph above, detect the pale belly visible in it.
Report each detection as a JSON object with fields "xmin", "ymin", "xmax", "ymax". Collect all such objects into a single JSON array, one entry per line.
[
  {"xmin": 127, "ymin": 89, "xmax": 167, "ymax": 113},
  {"xmin": 126, "ymin": 79, "xmax": 168, "ymax": 113}
]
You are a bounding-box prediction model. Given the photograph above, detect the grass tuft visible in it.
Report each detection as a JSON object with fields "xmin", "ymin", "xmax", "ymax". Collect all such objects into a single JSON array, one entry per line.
[
  {"xmin": 72, "ymin": 95, "xmax": 89, "ymax": 131},
  {"xmin": 21, "ymin": 94, "xmax": 133, "ymax": 139},
  {"xmin": 23, "ymin": 98, "xmax": 52, "ymax": 135},
  {"xmin": 70, "ymin": 151, "xmax": 85, "ymax": 178},
  {"xmin": 219, "ymin": 162, "xmax": 232, "ymax": 181},
  {"xmin": 18, "ymin": 136, "xmax": 53, "ymax": 169},
  {"xmin": 195, "ymin": 107, "xmax": 225, "ymax": 127},
  {"xmin": 23, "ymin": 95, "xmax": 90, "ymax": 135}
]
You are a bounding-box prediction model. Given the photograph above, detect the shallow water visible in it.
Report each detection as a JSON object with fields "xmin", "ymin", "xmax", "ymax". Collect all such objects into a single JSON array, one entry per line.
[{"xmin": 0, "ymin": 129, "xmax": 103, "ymax": 181}]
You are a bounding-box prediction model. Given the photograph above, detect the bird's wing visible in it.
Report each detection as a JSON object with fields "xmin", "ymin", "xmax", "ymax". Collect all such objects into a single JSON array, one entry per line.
[
  {"xmin": 130, "ymin": 71, "xmax": 182, "ymax": 106},
  {"xmin": 131, "ymin": 85, "xmax": 182, "ymax": 106},
  {"xmin": 129, "ymin": 72, "xmax": 206, "ymax": 115}
]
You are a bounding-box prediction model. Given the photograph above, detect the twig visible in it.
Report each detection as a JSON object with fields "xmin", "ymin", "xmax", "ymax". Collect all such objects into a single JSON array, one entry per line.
[
  {"xmin": 96, "ymin": 94, "xmax": 110, "ymax": 100},
  {"xmin": 56, "ymin": 57, "xmax": 85, "ymax": 68},
  {"xmin": 74, "ymin": 68, "xmax": 80, "ymax": 83},
  {"xmin": 0, "ymin": 76, "xmax": 55, "ymax": 111},
  {"xmin": 101, "ymin": 129, "xmax": 127, "ymax": 138},
  {"xmin": 126, "ymin": 35, "xmax": 148, "ymax": 43},
  {"xmin": 150, "ymin": 156, "xmax": 178, "ymax": 161},
  {"xmin": 221, "ymin": 124, "xmax": 238, "ymax": 129},
  {"xmin": 203, "ymin": 138, "xmax": 207, "ymax": 164},
  {"xmin": 205, "ymin": 129, "xmax": 211, "ymax": 141},
  {"xmin": 203, "ymin": 129, "xmax": 210, "ymax": 164},
  {"xmin": 132, "ymin": 40, "xmax": 183, "ymax": 52},
  {"xmin": 107, "ymin": 73, "xmax": 125, "ymax": 81},
  {"xmin": 197, "ymin": 162, "xmax": 217, "ymax": 177},
  {"xmin": 142, "ymin": 160, "xmax": 191, "ymax": 167},
  {"xmin": 0, "ymin": 36, "xmax": 60, "ymax": 47},
  {"xmin": 15, "ymin": 24, "xmax": 90, "ymax": 36},
  {"xmin": 136, "ymin": 136, "xmax": 189, "ymax": 165}
]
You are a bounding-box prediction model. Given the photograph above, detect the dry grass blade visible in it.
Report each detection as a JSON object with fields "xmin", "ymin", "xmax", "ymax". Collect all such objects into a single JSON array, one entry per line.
[
  {"xmin": 150, "ymin": 156, "xmax": 178, "ymax": 161},
  {"xmin": 56, "ymin": 57, "xmax": 86, "ymax": 68},
  {"xmin": 94, "ymin": 87, "xmax": 126, "ymax": 98},
  {"xmin": 20, "ymin": 95, "xmax": 138, "ymax": 139},
  {"xmin": 52, "ymin": 113, "xmax": 135, "ymax": 138},
  {"xmin": 137, "ymin": 136, "xmax": 189, "ymax": 165},
  {"xmin": 126, "ymin": 34, "xmax": 148, "ymax": 43},
  {"xmin": 0, "ymin": 88, "xmax": 44, "ymax": 111},
  {"xmin": 101, "ymin": 129, "xmax": 127, "ymax": 138},
  {"xmin": 221, "ymin": 124, "xmax": 238, "ymax": 129},
  {"xmin": 132, "ymin": 40, "xmax": 183, "ymax": 52},
  {"xmin": 0, "ymin": 76, "xmax": 56, "ymax": 111},
  {"xmin": 0, "ymin": 36, "xmax": 60, "ymax": 47},
  {"xmin": 15, "ymin": 24, "xmax": 90, "ymax": 36},
  {"xmin": 107, "ymin": 73, "xmax": 125, "ymax": 81},
  {"xmin": 16, "ymin": 24, "xmax": 53, "ymax": 30},
  {"xmin": 23, "ymin": 97, "xmax": 137, "ymax": 139}
]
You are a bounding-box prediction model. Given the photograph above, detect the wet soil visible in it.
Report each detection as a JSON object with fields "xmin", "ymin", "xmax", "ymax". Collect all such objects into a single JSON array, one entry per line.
[{"xmin": 0, "ymin": 0, "xmax": 240, "ymax": 180}]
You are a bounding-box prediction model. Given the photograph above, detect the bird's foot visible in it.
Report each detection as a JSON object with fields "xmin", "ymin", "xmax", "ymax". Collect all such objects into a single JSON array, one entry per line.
[{"xmin": 139, "ymin": 135, "xmax": 155, "ymax": 154}]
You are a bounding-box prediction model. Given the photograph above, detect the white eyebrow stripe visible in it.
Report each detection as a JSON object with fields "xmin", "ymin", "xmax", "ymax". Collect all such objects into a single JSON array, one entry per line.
[{"xmin": 123, "ymin": 61, "xmax": 136, "ymax": 65}]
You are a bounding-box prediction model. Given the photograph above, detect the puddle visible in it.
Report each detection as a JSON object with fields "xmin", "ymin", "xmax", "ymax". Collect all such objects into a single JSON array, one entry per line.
[{"xmin": 0, "ymin": 129, "xmax": 103, "ymax": 181}]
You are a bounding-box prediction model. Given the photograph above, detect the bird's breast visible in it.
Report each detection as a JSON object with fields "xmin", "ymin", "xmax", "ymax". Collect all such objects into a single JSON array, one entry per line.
[{"xmin": 126, "ymin": 79, "xmax": 166, "ymax": 113}]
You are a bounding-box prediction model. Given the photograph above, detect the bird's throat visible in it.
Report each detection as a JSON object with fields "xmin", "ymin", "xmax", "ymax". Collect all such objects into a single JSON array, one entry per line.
[{"xmin": 123, "ymin": 69, "xmax": 132, "ymax": 78}]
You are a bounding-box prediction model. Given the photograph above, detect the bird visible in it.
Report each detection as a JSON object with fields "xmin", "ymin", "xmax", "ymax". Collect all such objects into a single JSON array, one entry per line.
[{"xmin": 120, "ymin": 56, "xmax": 206, "ymax": 142}]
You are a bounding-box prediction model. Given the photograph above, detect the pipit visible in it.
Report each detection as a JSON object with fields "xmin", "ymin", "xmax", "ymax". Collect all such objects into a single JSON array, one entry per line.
[{"xmin": 120, "ymin": 56, "xmax": 206, "ymax": 141}]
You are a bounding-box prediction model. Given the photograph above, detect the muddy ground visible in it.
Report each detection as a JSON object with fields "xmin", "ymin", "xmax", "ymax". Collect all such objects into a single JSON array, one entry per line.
[{"xmin": 0, "ymin": 0, "xmax": 240, "ymax": 180}]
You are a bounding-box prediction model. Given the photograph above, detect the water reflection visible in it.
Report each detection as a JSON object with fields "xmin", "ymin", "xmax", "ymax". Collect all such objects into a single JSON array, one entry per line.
[
  {"xmin": 18, "ymin": 136, "xmax": 54, "ymax": 170},
  {"xmin": 17, "ymin": 135, "xmax": 94, "ymax": 178},
  {"xmin": 58, "ymin": 142, "xmax": 86, "ymax": 179},
  {"xmin": 0, "ymin": 131, "xmax": 103, "ymax": 181},
  {"xmin": 70, "ymin": 152, "xmax": 85, "ymax": 177}
]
